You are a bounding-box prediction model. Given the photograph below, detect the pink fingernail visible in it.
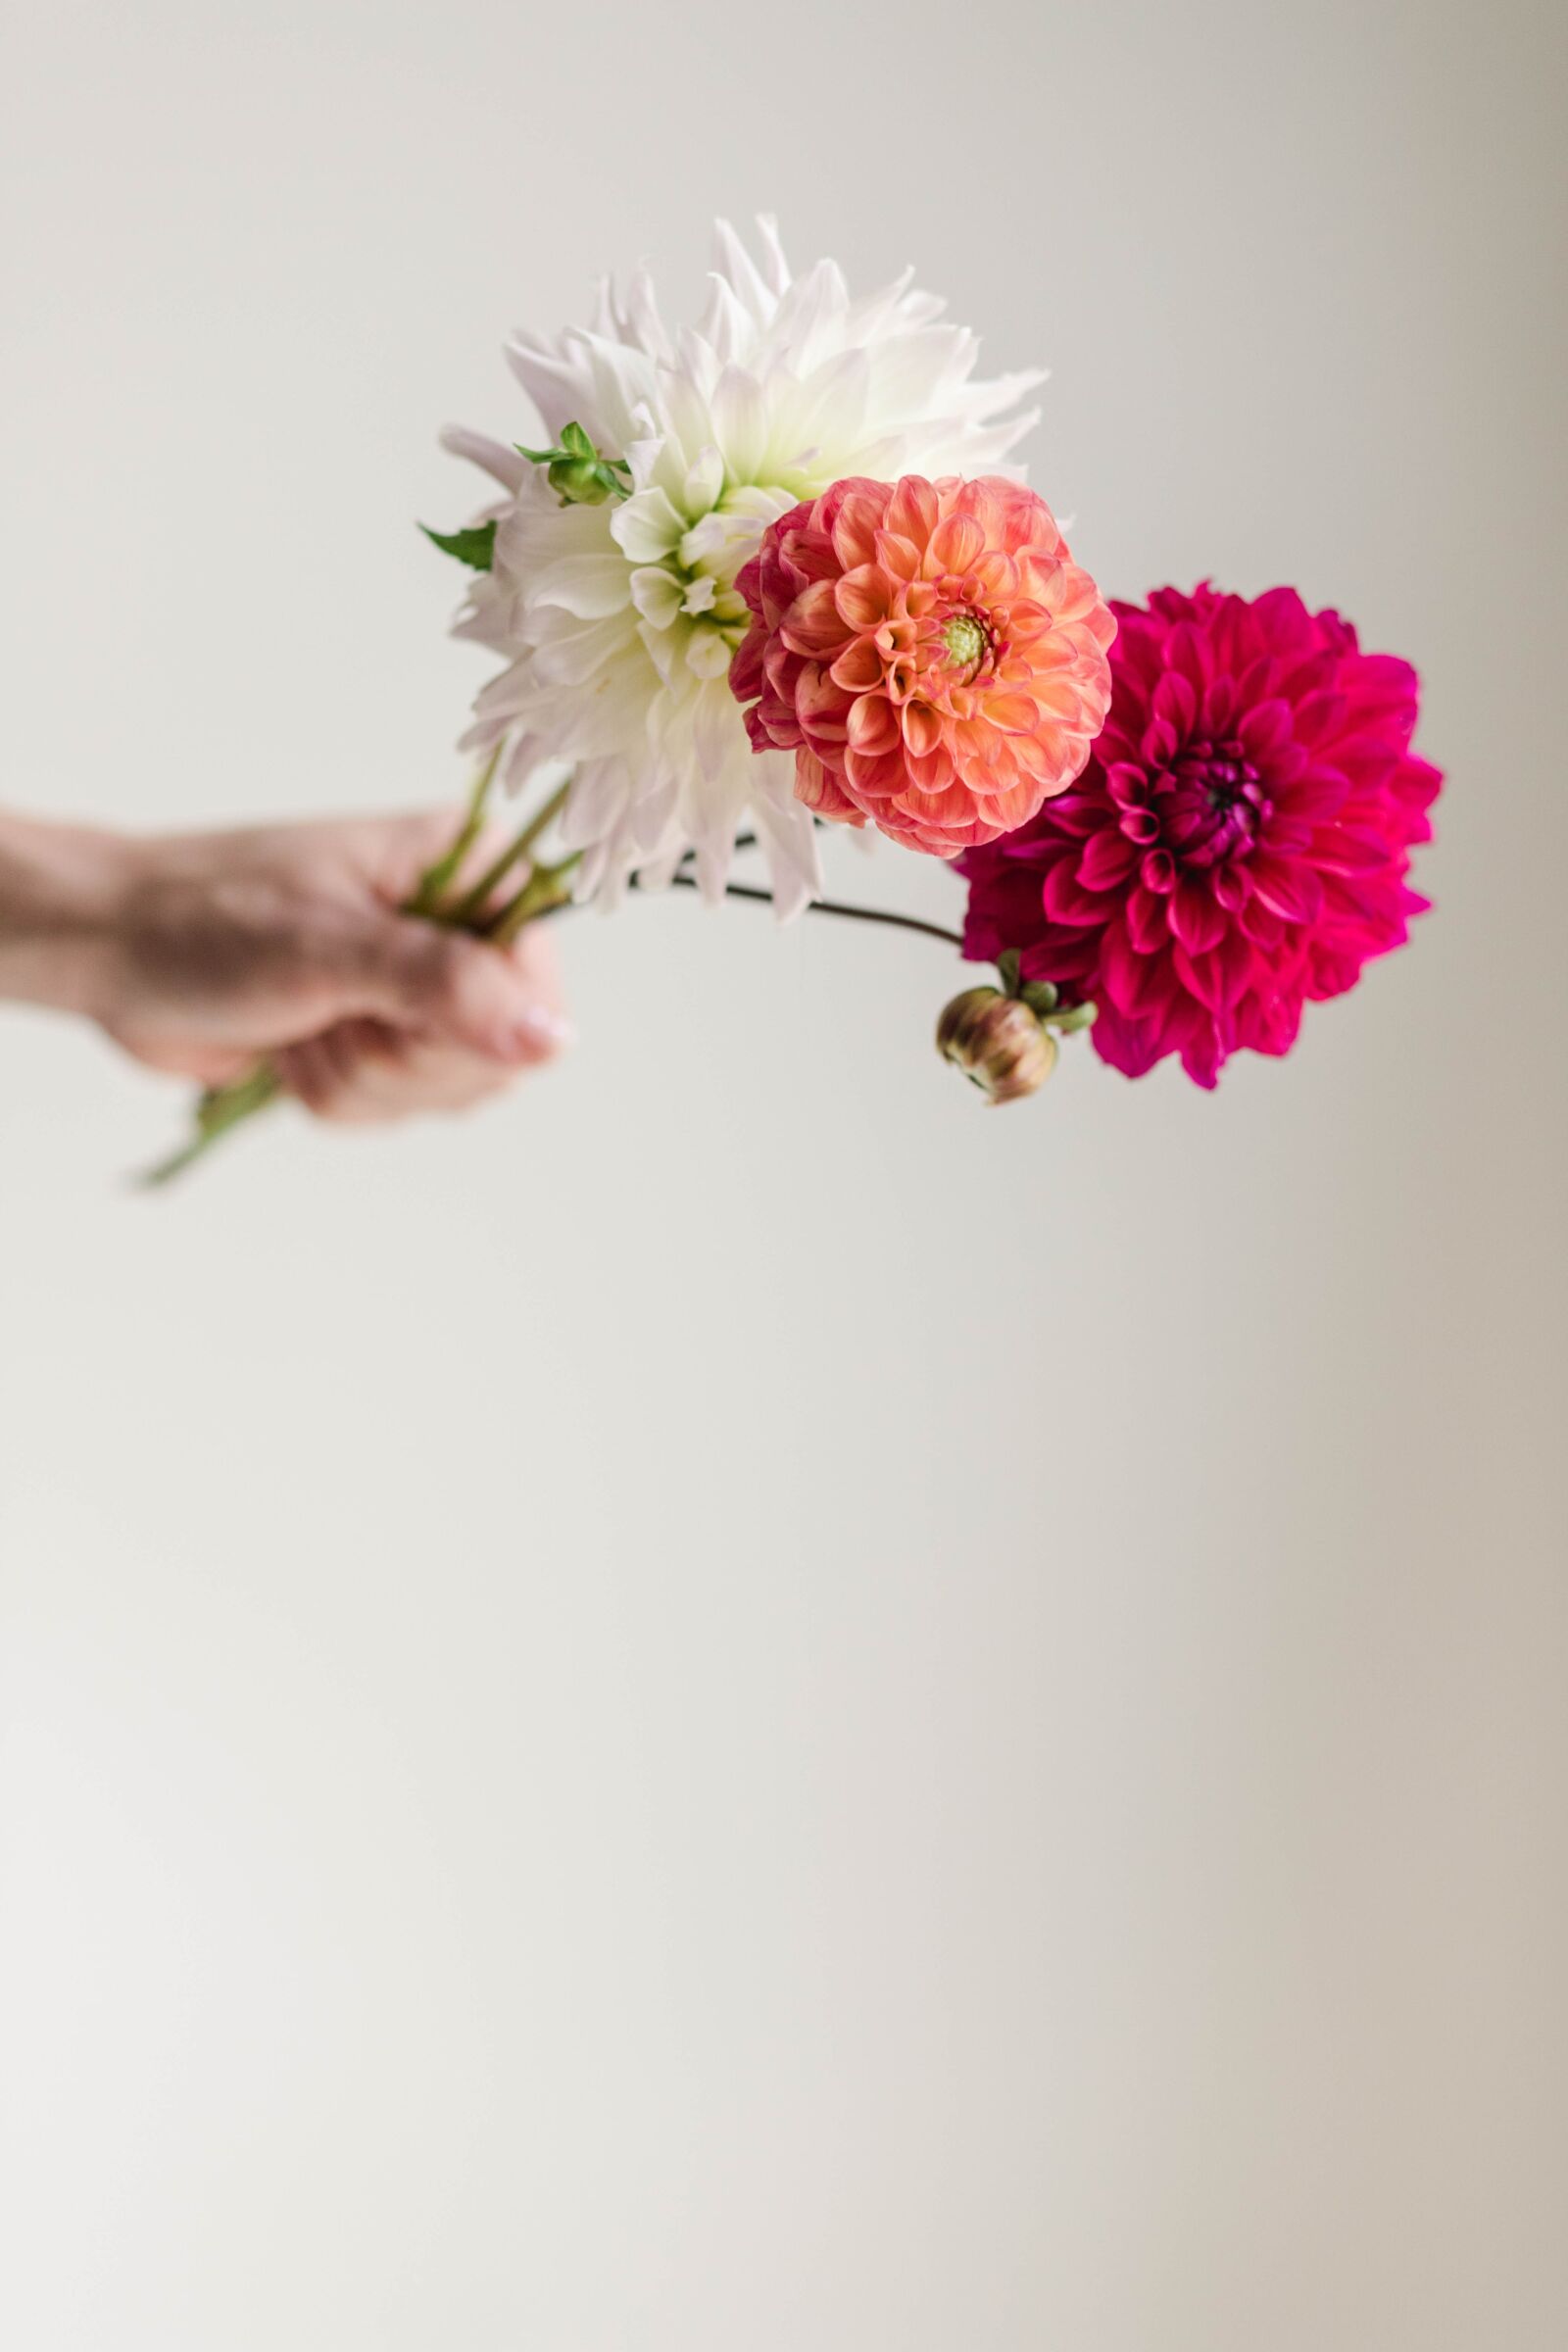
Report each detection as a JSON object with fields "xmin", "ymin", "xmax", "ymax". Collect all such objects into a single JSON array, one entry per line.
[{"xmin": 506, "ymin": 1008, "xmax": 575, "ymax": 1055}]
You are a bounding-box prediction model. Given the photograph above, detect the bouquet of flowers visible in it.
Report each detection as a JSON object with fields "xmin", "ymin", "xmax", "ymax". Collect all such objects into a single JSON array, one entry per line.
[{"xmin": 150, "ymin": 219, "xmax": 1441, "ymax": 1180}]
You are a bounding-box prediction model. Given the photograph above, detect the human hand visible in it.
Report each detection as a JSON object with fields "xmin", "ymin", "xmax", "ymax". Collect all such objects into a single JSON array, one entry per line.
[{"xmin": 0, "ymin": 807, "xmax": 572, "ymax": 1123}]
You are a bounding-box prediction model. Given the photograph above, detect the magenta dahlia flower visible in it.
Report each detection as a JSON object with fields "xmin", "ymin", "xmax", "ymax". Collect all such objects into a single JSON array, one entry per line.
[{"xmin": 957, "ymin": 584, "xmax": 1442, "ymax": 1086}]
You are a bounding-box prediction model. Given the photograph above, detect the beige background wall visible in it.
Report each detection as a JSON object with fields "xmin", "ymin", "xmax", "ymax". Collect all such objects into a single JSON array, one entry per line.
[{"xmin": 2, "ymin": 4, "xmax": 1564, "ymax": 2346}]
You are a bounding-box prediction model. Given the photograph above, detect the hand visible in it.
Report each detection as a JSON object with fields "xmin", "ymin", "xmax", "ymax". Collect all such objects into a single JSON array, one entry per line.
[{"xmin": 0, "ymin": 807, "xmax": 573, "ymax": 1123}]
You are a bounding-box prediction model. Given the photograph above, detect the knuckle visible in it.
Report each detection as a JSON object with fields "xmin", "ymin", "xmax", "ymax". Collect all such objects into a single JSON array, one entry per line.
[{"xmin": 416, "ymin": 935, "xmax": 471, "ymax": 1018}]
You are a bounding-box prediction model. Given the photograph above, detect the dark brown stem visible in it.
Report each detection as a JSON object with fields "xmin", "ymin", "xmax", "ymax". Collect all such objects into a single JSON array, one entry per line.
[{"xmin": 659, "ymin": 871, "xmax": 964, "ymax": 949}]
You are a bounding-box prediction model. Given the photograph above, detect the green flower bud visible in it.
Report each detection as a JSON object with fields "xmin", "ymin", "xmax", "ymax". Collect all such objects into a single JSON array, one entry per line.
[
  {"xmin": 936, "ymin": 987, "xmax": 1057, "ymax": 1104},
  {"xmin": 517, "ymin": 422, "xmax": 632, "ymax": 508},
  {"xmin": 547, "ymin": 456, "xmax": 612, "ymax": 505}
]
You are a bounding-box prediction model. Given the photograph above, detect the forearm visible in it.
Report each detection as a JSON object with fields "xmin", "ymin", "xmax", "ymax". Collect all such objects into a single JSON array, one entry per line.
[{"xmin": 0, "ymin": 809, "xmax": 132, "ymax": 1016}]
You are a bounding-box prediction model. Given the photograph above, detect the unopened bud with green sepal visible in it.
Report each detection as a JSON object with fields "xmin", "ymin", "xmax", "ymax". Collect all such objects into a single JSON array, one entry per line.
[
  {"xmin": 516, "ymin": 419, "xmax": 634, "ymax": 508},
  {"xmin": 934, "ymin": 948, "xmax": 1099, "ymax": 1103}
]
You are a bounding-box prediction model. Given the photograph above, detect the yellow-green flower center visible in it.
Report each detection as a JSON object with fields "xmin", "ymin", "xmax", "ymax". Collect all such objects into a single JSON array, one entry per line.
[{"xmin": 943, "ymin": 613, "xmax": 987, "ymax": 670}]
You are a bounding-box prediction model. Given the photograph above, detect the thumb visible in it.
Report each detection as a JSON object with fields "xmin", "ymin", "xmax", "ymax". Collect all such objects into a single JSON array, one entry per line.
[{"xmin": 350, "ymin": 915, "xmax": 573, "ymax": 1063}]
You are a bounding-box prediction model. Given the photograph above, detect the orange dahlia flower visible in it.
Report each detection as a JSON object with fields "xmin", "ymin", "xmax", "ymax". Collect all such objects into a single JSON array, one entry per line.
[{"xmin": 729, "ymin": 474, "xmax": 1116, "ymax": 858}]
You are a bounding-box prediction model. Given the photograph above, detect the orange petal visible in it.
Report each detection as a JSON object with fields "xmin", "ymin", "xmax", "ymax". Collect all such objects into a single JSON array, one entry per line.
[
  {"xmin": 886, "ymin": 475, "xmax": 939, "ymax": 546},
  {"xmin": 846, "ymin": 692, "xmax": 901, "ymax": 756},
  {"xmin": 844, "ymin": 744, "xmax": 907, "ymax": 797},
  {"xmin": 797, "ymin": 662, "xmax": 853, "ymax": 744},
  {"xmin": 906, "ymin": 743, "xmax": 956, "ymax": 794},
  {"xmin": 835, "ymin": 565, "xmax": 895, "ymax": 630},
  {"xmin": 927, "ymin": 512, "xmax": 986, "ymax": 576},
  {"xmin": 829, "ymin": 636, "xmax": 885, "ymax": 693},
  {"xmin": 792, "ymin": 749, "xmax": 858, "ymax": 819},
  {"xmin": 781, "ymin": 580, "xmax": 850, "ymax": 656},
  {"xmin": 831, "ymin": 491, "xmax": 887, "ymax": 571},
  {"xmin": 980, "ymin": 691, "xmax": 1041, "ymax": 734},
  {"xmin": 901, "ymin": 700, "xmax": 943, "ymax": 759},
  {"xmin": 872, "ymin": 529, "xmax": 922, "ymax": 583}
]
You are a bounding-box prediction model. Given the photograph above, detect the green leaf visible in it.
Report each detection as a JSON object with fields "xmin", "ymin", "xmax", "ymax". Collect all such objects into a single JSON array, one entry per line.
[
  {"xmin": 996, "ymin": 949, "xmax": 1022, "ymax": 995},
  {"xmin": 559, "ymin": 419, "xmax": 595, "ymax": 458},
  {"xmin": 419, "ymin": 519, "xmax": 496, "ymax": 570},
  {"xmin": 1019, "ymin": 979, "xmax": 1059, "ymax": 1016}
]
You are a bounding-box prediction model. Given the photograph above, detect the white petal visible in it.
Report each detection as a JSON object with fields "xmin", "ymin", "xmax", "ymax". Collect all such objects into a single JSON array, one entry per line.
[
  {"xmin": 528, "ymin": 554, "xmax": 634, "ymax": 619},
  {"xmin": 630, "ymin": 766, "xmax": 681, "ymax": 854},
  {"xmin": 629, "ymin": 564, "xmax": 684, "ymax": 628},
  {"xmin": 504, "ymin": 335, "xmax": 591, "ymax": 441},
  {"xmin": 863, "ymin": 323, "xmax": 973, "ymax": 422},
  {"xmin": 683, "ymin": 442, "xmax": 725, "ymax": 515},
  {"xmin": 711, "ymin": 219, "xmax": 778, "ymax": 324},
  {"xmin": 610, "ymin": 485, "xmax": 686, "ymax": 563},
  {"xmin": 562, "ymin": 756, "xmax": 634, "ymax": 845},
  {"xmin": 638, "ymin": 612, "xmax": 688, "ymax": 685},
  {"xmin": 691, "ymin": 676, "xmax": 744, "ymax": 777},
  {"xmin": 684, "ymin": 626, "xmax": 734, "ymax": 680},
  {"xmin": 530, "ymin": 613, "xmax": 639, "ymax": 689},
  {"xmin": 751, "ymin": 767, "xmax": 824, "ymax": 921},
  {"xmin": 501, "ymin": 737, "xmax": 549, "ymax": 794},
  {"xmin": 695, "ymin": 270, "xmax": 755, "ymax": 368},
  {"xmin": 437, "ymin": 425, "xmax": 527, "ymax": 491},
  {"xmin": 710, "ymin": 367, "xmax": 769, "ymax": 482},
  {"xmin": 619, "ymin": 268, "xmax": 672, "ymax": 364},
  {"xmin": 580, "ymin": 331, "xmax": 660, "ymax": 448},
  {"xmin": 624, "ymin": 429, "xmax": 668, "ymax": 493},
  {"xmin": 629, "ymin": 846, "xmax": 686, "ymax": 893},
  {"xmin": 681, "ymin": 749, "xmax": 750, "ymax": 901},
  {"xmin": 762, "ymin": 259, "xmax": 850, "ymax": 376},
  {"xmin": 754, "ymin": 215, "xmax": 791, "ymax": 299},
  {"xmin": 678, "ymin": 509, "xmax": 759, "ymax": 571}
]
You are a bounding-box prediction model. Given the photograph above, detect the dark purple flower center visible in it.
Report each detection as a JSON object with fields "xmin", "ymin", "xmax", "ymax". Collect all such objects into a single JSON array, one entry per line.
[{"xmin": 1139, "ymin": 739, "xmax": 1272, "ymax": 871}]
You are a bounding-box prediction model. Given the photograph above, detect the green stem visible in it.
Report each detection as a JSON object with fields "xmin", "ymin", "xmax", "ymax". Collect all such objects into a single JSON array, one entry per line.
[
  {"xmin": 485, "ymin": 850, "xmax": 582, "ymax": 943},
  {"xmin": 407, "ymin": 748, "xmax": 499, "ymax": 915},
  {"xmin": 135, "ymin": 1061, "xmax": 283, "ymax": 1190},
  {"xmin": 446, "ymin": 774, "xmax": 571, "ymax": 928}
]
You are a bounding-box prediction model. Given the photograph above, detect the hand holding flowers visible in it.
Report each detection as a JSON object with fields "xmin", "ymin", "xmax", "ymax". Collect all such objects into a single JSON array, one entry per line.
[
  {"xmin": 0, "ymin": 806, "xmax": 570, "ymax": 1176},
  {"xmin": 142, "ymin": 220, "xmax": 1441, "ymax": 1181}
]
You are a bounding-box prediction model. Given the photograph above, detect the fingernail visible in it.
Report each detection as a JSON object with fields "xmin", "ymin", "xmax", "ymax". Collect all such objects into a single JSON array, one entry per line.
[{"xmin": 502, "ymin": 1007, "xmax": 576, "ymax": 1056}]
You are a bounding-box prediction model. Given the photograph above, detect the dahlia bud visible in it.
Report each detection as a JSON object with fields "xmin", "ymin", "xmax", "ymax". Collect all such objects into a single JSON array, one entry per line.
[
  {"xmin": 546, "ymin": 455, "xmax": 613, "ymax": 504},
  {"xmin": 936, "ymin": 987, "xmax": 1057, "ymax": 1104},
  {"xmin": 518, "ymin": 420, "xmax": 633, "ymax": 509}
]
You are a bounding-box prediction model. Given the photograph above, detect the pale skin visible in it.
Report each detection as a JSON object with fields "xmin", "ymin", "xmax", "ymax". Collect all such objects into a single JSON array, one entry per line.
[{"xmin": 0, "ymin": 807, "xmax": 572, "ymax": 1122}]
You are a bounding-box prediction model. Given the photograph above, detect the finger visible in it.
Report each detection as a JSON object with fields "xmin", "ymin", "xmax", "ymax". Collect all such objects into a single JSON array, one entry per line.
[
  {"xmin": 278, "ymin": 1018, "xmax": 512, "ymax": 1125},
  {"xmin": 276, "ymin": 1024, "xmax": 402, "ymax": 1124},
  {"xmin": 345, "ymin": 917, "xmax": 574, "ymax": 1066},
  {"xmin": 302, "ymin": 1020, "xmax": 416, "ymax": 1125},
  {"xmin": 347, "ymin": 1038, "xmax": 515, "ymax": 1117},
  {"xmin": 494, "ymin": 917, "xmax": 567, "ymax": 1010},
  {"xmin": 274, "ymin": 1036, "xmax": 342, "ymax": 1118}
]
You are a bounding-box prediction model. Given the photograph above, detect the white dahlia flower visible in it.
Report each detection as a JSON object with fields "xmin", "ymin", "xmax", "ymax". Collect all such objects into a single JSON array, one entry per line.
[{"xmin": 443, "ymin": 219, "xmax": 1045, "ymax": 915}]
